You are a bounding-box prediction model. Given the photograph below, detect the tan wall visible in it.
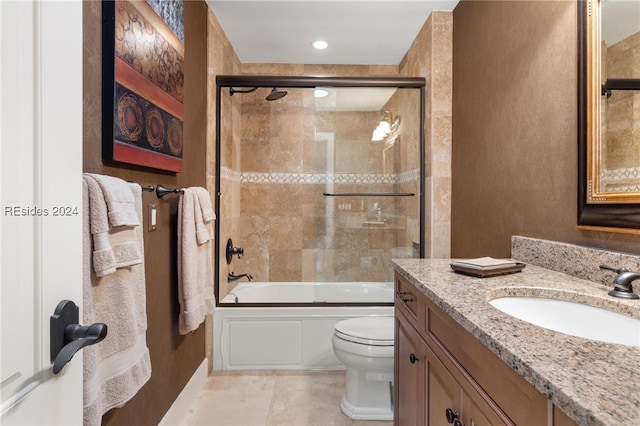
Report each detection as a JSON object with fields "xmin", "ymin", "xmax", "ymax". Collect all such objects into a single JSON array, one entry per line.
[
  {"xmin": 451, "ymin": 0, "xmax": 640, "ymax": 258},
  {"xmin": 400, "ymin": 11, "xmax": 453, "ymax": 258},
  {"xmin": 83, "ymin": 1, "xmax": 208, "ymax": 424}
]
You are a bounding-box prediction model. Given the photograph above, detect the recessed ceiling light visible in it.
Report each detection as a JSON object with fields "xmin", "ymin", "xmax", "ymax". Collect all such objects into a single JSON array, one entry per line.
[
  {"xmin": 314, "ymin": 88, "xmax": 329, "ymax": 98},
  {"xmin": 311, "ymin": 40, "xmax": 328, "ymax": 50}
]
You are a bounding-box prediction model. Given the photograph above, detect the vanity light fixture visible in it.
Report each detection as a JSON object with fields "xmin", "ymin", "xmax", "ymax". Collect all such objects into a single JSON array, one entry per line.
[
  {"xmin": 371, "ymin": 111, "xmax": 400, "ymax": 142},
  {"xmin": 311, "ymin": 40, "xmax": 329, "ymax": 50}
]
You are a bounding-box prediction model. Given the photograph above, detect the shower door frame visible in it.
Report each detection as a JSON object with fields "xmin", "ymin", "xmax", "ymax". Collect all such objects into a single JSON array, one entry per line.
[{"xmin": 214, "ymin": 75, "xmax": 426, "ymax": 306}]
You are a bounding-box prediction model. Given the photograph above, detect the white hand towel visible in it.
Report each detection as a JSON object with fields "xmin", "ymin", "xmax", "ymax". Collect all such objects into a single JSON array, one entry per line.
[
  {"xmin": 194, "ymin": 186, "xmax": 216, "ymax": 223},
  {"xmin": 83, "ymin": 174, "xmax": 142, "ymax": 275},
  {"xmin": 193, "ymin": 187, "xmax": 215, "ymax": 245},
  {"xmin": 178, "ymin": 187, "xmax": 215, "ymax": 334},
  {"xmin": 85, "ymin": 173, "xmax": 140, "ymax": 227}
]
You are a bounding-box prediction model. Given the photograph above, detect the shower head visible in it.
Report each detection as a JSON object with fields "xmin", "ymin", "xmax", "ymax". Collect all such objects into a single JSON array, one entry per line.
[
  {"xmin": 266, "ymin": 87, "xmax": 287, "ymax": 101},
  {"xmin": 229, "ymin": 87, "xmax": 257, "ymax": 96}
]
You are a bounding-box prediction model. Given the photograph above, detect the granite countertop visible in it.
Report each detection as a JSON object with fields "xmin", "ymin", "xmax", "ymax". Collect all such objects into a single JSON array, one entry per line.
[{"xmin": 392, "ymin": 258, "xmax": 640, "ymax": 426}]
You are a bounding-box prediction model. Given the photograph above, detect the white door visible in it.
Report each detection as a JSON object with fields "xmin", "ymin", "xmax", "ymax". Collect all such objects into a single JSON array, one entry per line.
[{"xmin": 1, "ymin": 0, "xmax": 83, "ymax": 424}]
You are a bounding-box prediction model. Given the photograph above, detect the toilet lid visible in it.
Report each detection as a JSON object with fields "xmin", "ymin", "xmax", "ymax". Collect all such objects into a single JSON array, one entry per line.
[{"xmin": 334, "ymin": 316, "xmax": 394, "ymax": 346}]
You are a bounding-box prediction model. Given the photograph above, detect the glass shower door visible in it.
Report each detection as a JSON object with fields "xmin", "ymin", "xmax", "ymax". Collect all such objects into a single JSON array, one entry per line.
[
  {"xmin": 311, "ymin": 87, "xmax": 421, "ymax": 284},
  {"xmin": 215, "ymin": 77, "xmax": 424, "ymax": 304}
]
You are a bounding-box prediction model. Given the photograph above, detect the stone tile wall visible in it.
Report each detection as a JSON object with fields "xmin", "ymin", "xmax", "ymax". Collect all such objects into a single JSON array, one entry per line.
[
  {"xmin": 400, "ymin": 11, "xmax": 453, "ymax": 258},
  {"xmin": 210, "ymin": 13, "xmax": 454, "ymax": 296}
]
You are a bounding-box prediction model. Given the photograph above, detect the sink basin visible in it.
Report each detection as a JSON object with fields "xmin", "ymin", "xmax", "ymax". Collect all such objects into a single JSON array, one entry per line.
[{"xmin": 489, "ymin": 296, "xmax": 640, "ymax": 346}]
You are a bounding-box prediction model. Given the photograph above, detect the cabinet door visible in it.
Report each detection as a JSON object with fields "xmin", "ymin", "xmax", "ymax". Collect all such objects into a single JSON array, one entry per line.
[
  {"xmin": 465, "ymin": 394, "xmax": 507, "ymax": 426},
  {"xmin": 424, "ymin": 343, "xmax": 463, "ymax": 426},
  {"xmin": 554, "ymin": 406, "xmax": 579, "ymax": 426},
  {"xmin": 426, "ymin": 344, "xmax": 509, "ymax": 426},
  {"xmin": 395, "ymin": 314, "xmax": 424, "ymax": 426}
]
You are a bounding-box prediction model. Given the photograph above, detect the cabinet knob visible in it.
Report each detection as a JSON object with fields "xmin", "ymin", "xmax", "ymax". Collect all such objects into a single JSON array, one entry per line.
[
  {"xmin": 445, "ymin": 408, "xmax": 460, "ymax": 424},
  {"xmin": 409, "ymin": 353, "xmax": 420, "ymax": 364},
  {"xmin": 396, "ymin": 290, "xmax": 414, "ymax": 303}
]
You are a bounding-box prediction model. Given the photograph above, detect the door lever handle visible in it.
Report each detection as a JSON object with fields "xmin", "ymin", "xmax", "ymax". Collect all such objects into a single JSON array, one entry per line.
[
  {"xmin": 53, "ymin": 323, "xmax": 107, "ymax": 374},
  {"xmin": 50, "ymin": 300, "xmax": 107, "ymax": 374}
]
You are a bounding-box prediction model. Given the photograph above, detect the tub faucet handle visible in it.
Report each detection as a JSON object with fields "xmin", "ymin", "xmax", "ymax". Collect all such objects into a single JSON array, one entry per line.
[{"xmin": 226, "ymin": 238, "xmax": 245, "ymax": 264}]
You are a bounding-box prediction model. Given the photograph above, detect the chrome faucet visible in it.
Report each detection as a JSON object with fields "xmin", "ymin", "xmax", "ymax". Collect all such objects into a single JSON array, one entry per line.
[
  {"xmin": 228, "ymin": 272, "xmax": 253, "ymax": 282},
  {"xmin": 599, "ymin": 265, "xmax": 640, "ymax": 300}
]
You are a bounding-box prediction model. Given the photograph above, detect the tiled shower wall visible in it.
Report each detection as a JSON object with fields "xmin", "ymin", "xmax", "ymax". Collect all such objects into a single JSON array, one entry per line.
[
  {"xmin": 214, "ymin": 10, "xmax": 453, "ymax": 299},
  {"xmin": 221, "ymin": 87, "xmax": 421, "ymax": 285}
]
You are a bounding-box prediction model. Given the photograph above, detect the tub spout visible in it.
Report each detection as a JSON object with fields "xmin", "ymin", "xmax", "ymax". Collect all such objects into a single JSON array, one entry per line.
[{"xmin": 228, "ymin": 272, "xmax": 253, "ymax": 282}]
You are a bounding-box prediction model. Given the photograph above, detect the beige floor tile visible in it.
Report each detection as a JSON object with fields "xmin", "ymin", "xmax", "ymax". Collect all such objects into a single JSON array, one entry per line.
[
  {"xmin": 265, "ymin": 372, "xmax": 351, "ymax": 426},
  {"xmin": 180, "ymin": 371, "xmax": 393, "ymax": 426},
  {"xmin": 181, "ymin": 374, "xmax": 275, "ymax": 426}
]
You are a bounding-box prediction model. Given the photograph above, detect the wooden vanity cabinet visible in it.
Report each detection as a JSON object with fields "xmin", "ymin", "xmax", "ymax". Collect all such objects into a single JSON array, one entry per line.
[
  {"xmin": 394, "ymin": 272, "xmax": 558, "ymax": 426},
  {"xmin": 396, "ymin": 308, "xmax": 507, "ymax": 426},
  {"xmin": 394, "ymin": 274, "xmax": 425, "ymax": 424},
  {"xmin": 395, "ymin": 312, "xmax": 425, "ymax": 425}
]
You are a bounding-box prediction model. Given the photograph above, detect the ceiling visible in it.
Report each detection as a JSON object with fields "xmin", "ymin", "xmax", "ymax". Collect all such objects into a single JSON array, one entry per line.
[
  {"xmin": 601, "ymin": 0, "xmax": 640, "ymax": 46},
  {"xmin": 205, "ymin": 1, "xmax": 460, "ymax": 65}
]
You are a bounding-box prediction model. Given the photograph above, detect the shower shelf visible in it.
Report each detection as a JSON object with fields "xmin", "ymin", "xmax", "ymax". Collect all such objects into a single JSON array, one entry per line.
[{"xmin": 322, "ymin": 192, "xmax": 415, "ymax": 197}]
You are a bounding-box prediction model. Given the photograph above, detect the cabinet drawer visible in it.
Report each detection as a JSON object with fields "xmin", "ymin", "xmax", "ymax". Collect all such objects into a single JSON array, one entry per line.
[{"xmin": 395, "ymin": 275, "xmax": 421, "ymax": 322}]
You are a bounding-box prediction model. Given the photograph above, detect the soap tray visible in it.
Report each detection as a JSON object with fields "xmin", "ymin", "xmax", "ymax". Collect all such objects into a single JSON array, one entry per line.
[{"xmin": 450, "ymin": 257, "xmax": 526, "ymax": 278}]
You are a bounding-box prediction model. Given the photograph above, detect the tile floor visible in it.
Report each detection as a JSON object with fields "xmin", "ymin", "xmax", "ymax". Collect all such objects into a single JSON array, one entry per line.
[{"xmin": 179, "ymin": 370, "xmax": 393, "ymax": 426}]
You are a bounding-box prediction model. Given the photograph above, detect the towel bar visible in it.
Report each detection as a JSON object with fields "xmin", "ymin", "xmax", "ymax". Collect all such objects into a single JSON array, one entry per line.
[
  {"xmin": 127, "ymin": 182, "xmax": 154, "ymax": 192},
  {"xmin": 156, "ymin": 184, "xmax": 184, "ymax": 198},
  {"xmin": 322, "ymin": 192, "xmax": 415, "ymax": 197}
]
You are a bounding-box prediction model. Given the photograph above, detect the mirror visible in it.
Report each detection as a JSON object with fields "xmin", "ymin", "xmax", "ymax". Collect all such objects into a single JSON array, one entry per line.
[{"xmin": 578, "ymin": 0, "xmax": 640, "ymax": 231}]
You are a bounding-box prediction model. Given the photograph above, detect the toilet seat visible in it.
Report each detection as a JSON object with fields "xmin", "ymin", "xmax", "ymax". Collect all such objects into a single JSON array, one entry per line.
[{"xmin": 334, "ymin": 317, "xmax": 394, "ymax": 346}]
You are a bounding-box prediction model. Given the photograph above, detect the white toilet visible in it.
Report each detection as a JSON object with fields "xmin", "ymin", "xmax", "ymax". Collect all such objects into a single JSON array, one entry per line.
[{"xmin": 332, "ymin": 316, "xmax": 395, "ymax": 421}]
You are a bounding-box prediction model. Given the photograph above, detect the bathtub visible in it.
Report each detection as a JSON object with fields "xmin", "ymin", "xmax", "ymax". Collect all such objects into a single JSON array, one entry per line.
[{"xmin": 213, "ymin": 282, "xmax": 394, "ymax": 371}]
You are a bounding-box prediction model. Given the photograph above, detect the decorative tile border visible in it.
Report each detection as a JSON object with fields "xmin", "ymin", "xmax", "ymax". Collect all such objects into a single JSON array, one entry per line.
[
  {"xmin": 600, "ymin": 166, "xmax": 640, "ymax": 192},
  {"xmin": 221, "ymin": 166, "xmax": 240, "ymax": 182},
  {"xmin": 220, "ymin": 166, "xmax": 420, "ymax": 185},
  {"xmin": 398, "ymin": 168, "xmax": 420, "ymax": 183}
]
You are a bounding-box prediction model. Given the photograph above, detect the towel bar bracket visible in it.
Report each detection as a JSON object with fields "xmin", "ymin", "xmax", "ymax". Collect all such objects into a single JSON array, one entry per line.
[
  {"xmin": 50, "ymin": 300, "xmax": 107, "ymax": 374},
  {"xmin": 156, "ymin": 184, "xmax": 184, "ymax": 198}
]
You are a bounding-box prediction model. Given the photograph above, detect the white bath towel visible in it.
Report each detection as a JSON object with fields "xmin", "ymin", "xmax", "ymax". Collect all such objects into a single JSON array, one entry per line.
[
  {"xmin": 82, "ymin": 176, "xmax": 151, "ymax": 426},
  {"xmin": 83, "ymin": 174, "xmax": 142, "ymax": 276},
  {"xmin": 178, "ymin": 187, "xmax": 215, "ymax": 334},
  {"xmin": 85, "ymin": 172, "xmax": 140, "ymax": 227},
  {"xmin": 193, "ymin": 186, "xmax": 215, "ymax": 245}
]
